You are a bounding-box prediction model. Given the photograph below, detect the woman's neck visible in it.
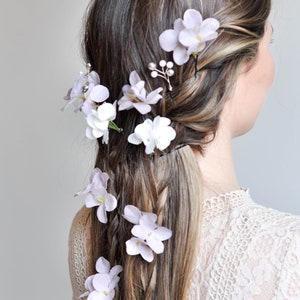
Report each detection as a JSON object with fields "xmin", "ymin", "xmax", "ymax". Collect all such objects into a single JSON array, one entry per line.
[{"xmin": 194, "ymin": 126, "xmax": 239, "ymax": 199}]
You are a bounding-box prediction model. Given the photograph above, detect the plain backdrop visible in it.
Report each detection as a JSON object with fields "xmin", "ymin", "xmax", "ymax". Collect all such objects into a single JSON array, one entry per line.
[{"xmin": 0, "ymin": 0, "xmax": 299, "ymax": 299}]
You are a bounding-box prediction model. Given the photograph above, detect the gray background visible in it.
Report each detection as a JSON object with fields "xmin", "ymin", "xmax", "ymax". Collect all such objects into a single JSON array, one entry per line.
[{"xmin": 0, "ymin": 0, "xmax": 299, "ymax": 299}]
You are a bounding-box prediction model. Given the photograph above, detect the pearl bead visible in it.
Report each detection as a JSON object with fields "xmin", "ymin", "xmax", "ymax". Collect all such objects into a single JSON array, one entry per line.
[
  {"xmin": 148, "ymin": 62, "xmax": 156, "ymax": 70},
  {"xmin": 167, "ymin": 69, "xmax": 174, "ymax": 77},
  {"xmin": 167, "ymin": 61, "xmax": 174, "ymax": 68},
  {"xmin": 159, "ymin": 60, "xmax": 167, "ymax": 67},
  {"xmin": 151, "ymin": 71, "xmax": 158, "ymax": 78}
]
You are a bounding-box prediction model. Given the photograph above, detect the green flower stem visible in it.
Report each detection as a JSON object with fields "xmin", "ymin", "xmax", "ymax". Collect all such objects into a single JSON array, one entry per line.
[{"xmin": 109, "ymin": 121, "xmax": 123, "ymax": 133}]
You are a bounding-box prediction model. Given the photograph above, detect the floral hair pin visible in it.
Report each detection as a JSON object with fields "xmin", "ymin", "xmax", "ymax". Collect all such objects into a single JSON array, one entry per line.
[
  {"xmin": 159, "ymin": 9, "xmax": 220, "ymax": 70},
  {"xmin": 128, "ymin": 116, "xmax": 176, "ymax": 155},
  {"xmin": 123, "ymin": 205, "xmax": 172, "ymax": 262},
  {"xmin": 76, "ymin": 168, "xmax": 117, "ymax": 224},
  {"xmin": 118, "ymin": 71, "xmax": 164, "ymax": 114},
  {"xmin": 80, "ymin": 256, "xmax": 123, "ymax": 300},
  {"xmin": 148, "ymin": 60, "xmax": 175, "ymax": 91}
]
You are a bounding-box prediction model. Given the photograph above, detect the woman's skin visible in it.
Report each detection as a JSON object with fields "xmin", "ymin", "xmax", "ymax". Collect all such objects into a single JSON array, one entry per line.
[{"xmin": 195, "ymin": 22, "xmax": 275, "ymax": 199}]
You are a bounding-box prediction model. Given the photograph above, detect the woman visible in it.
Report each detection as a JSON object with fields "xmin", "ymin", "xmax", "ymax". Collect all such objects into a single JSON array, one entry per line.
[{"xmin": 67, "ymin": 0, "xmax": 300, "ymax": 299}]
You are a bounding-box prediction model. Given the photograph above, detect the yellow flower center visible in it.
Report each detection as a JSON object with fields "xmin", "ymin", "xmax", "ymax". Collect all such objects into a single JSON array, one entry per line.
[
  {"xmin": 197, "ymin": 34, "xmax": 202, "ymax": 42},
  {"xmin": 98, "ymin": 197, "xmax": 105, "ymax": 203},
  {"xmin": 136, "ymin": 241, "xmax": 141, "ymax": 246},
  {"xmin": 127, "ymin": 93, "xmax": 140, "ymax": 103},
  {"xmin": 103, "ymin": 291, "xmax": 109, "ymax": 296}
]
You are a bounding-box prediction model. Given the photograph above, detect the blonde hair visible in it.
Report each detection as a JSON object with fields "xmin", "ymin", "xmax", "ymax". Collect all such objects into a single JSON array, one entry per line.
[{"xmin": 83, "ymin": 0, "xmax": 271, "ymax": 298}]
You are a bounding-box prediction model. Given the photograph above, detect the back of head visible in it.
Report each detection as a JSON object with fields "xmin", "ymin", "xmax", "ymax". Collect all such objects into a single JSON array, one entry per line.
[{"xmin": 82, "ymin": 0, "xmax": 271, "ymax": 298}]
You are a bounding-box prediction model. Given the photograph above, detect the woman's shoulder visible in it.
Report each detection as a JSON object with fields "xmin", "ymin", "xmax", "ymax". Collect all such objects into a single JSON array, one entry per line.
[
  {"xmin": 70, "ymin": 206, "xmax": 91, "ymax": 232},
  {"xmin": 68, "ymin": 206, "xmax": 93, "ymax": 300},
  {"xmin": 245, "ymin": 200, "xmax": 300, "ymax": 236}
]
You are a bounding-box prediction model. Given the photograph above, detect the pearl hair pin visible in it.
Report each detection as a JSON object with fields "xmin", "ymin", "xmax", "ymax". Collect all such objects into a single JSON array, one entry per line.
[{"xmin": 148, "ymin": 60, "xmax": 175, "ymax": 91}]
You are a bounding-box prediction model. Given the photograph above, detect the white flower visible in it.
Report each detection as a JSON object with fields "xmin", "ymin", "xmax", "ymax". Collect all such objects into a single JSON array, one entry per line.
[
  {"xmin": 132, "ymin": 214, "xmax": 172, "ymax": 254},
  {"xmin": 63, "ymin": 70, "xmax": 110, "ymax": 116},
  {"xmin": 159, "ymin": 18, "xmax": 189, "ymax": 65},
  {"xmin": 179, "ymin": 9, "xmax": 220, "ymax": 56},
  {"xmin": 81, "ymin": 71, "xmax": 110, "ymax": 116},
  {"xmin": 128, "ymin": 116, "xmax": 176, "ymax": 154},
  {"xmin": 126, "ymin": 237, "xmax": 155, "ymax": 262},
  {"xmin": 76, "ymin": 168, "xmax": 117, "ymax": 223},
  {"xmin": 81, "ymin": 256, "xmax": 123, "ymax": 300},
  {"xmin": 118, "ymin": 71, "xmax": 163, "ymax": 114},
  {"xmin": 86, "ymin": 102, "xmax": 117, "ymax": 144},
  {"xmin": 159, "ymin": 9, "xmax": 220, "ymax": 65},
  {"xmin": 123, "ymin": 205, "xmax": 172, "ymax": 262}
]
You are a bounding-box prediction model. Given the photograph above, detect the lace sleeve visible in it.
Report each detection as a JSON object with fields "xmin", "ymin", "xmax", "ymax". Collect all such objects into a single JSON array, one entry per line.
[
  {"xmin": 68, "ymin": 207, "xmax": 93, "ymax": 300},
  {"xmin": 275, "ymin": 226, "xmax": 300, "ymax": 299}
]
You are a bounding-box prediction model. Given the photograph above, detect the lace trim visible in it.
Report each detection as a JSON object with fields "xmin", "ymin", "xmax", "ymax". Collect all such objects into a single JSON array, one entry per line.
[{"xmin": 202, "ymin": 188, "xmax": 251, "ymax": 215}]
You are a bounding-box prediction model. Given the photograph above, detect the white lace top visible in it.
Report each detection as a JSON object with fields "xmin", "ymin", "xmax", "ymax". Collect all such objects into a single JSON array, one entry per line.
[{"xmin": 69, "ymin": 190, "xmax": 300, "ymax": 299}]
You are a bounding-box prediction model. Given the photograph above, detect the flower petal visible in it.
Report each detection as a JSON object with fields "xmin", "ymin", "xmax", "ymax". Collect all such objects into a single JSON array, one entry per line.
[
  {"xmin": 156, "ymin": 127, "xmax": 176, "ymax": 151},
  {"xmin": 80, "ymin": 291, "xmax": 90, "ymax": 298},
  {"xmin": 118, "ymin": 97, "xmax": 134, "ymax": 111},
  {"xmin": 145, "ymin": 139, "xmax": 156, "ymax": 155},
  {"xmin": 97, "ymin": 203, "xmax": 108, "ymax": 223},
  {"xmin": 126, "ymin": 238, "xmax": 143, "ymax": 255},
  {"xmin": 146, "ymin": 88, "xmax": 163, "ymax": 104},
  {"xmin": 140, "ymin": 245, "xmax": 154, "ymax": 262},
  {"xmin": 147, "ymin": 238, "xmax": 164, "ymax": 254},
  {"xmin": 84, "ymin": 275, "xmax": 95, "ymax": 292},
  {"xmin": 178, "ymin": 28, "xmax": 198, "ymax": 48},
  {"xmin": 92, "ymin": 128, "xmax": 105, "ymax": 139},
  {"xmin": 90, "ymin": 85, "xmax": 109, "ymax": 103},
  {"xmin": 173, "ymin": 45, "xmax": 189, "ymax": 65},
  {"xmin": 85, "ymin": 195, "xmax": 99, "ymax": 208},
  {"xmin": 132, "ymin": 103, "xmax": 151, "ymax": 114},
  {"xmin": 173, "ymin": 18, "xmax": 185, "ymax": 32},
  {"xmin": 153, "ymin": 116, "xmax": 170, "ymax": 128},
  {"xmin": 129, "ymin": 71, "xmax": 142, "ymax": 86},
  {"xmin": 93, "ymin": 119, "xmax": 109, "ymax": 131},
  {"xmin": 104, "ymin": 194, "xmax": 117, "ymax": 212},
  {"xmin": 86, "ymin": 127, "xmax": 96, "ymax": 140},
  {"xmin": 81, "ymin": 100, "xmax": 96, "ymax": 116},
  {"xmin": 128, "ymin": 133, "xmax": 142, "ymax": 145},
  {"xmin": 131, "ymin": 224, "xmax": 148, "ymax": 240},
  {"xmin": 126, "ymin": 238, "xmax": 154, "ymax": 262},
  {"xmin": 92, "ymin": 273, "xmax": 111, "ymax": 292},
  {"xmin": 123, "ymin": 205, "xmax": 142, "ymax": 224},
  {"xmin": 134, "ymin": 120, "xmax": 153, "ymax": 143},
  {"xmin": 95, "ymin": 257, "xmax": 110, "ymax": 274},
  {"xmin": 97, "ymin": 103, "xmax": 116, "ymax": 122},
  {"xmin": 200, "ymin": 18, "xmax": 220, "ymax": 41},
  {"xmin": 183, "ymin": 9, "xmax": 202, "ymax": 28},
  {"xmin": 154, "ymin": 227, "xmax": 172, "ymax": 241},
  {"xmin": 87, "ymin": 110, "xmax": 99, "ymax": 128},
  {"xmin": 159, "ymin": 29, "xmax": 179, "ymax": 52},
  {"xmin": 91, "ymin": 168, "xmax": 109, "ymax": 189},
  {"xmin": 110, "ymin": 265, "xmax": 123, "ymax": 279},
  {"xmin": 88, "ymin": 71, "xmax": 100, "ymax": 85}
]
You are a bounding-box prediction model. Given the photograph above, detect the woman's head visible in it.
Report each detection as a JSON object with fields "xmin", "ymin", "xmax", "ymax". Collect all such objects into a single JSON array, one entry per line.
[
  {"xmin": 82, "ymin": 0, "xmax": 271, "ymax": 298},
  {"xmin": 84, "ymin": 0, "xmax": 271, "ymax": 156}
]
